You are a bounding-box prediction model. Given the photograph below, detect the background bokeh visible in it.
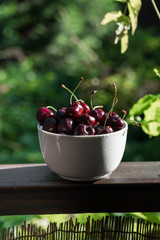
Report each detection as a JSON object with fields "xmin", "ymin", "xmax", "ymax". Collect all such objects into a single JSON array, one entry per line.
[{"xmin": 0, "ymin": 0, "xmax": 160, "ymax": 230}]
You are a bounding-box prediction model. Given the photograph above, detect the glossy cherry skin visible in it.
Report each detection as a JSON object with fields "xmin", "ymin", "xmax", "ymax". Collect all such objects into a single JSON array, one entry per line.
[
  {"xmin": 95, "ymin": 125, "xmax": 104, "ymax": 134},
  {"xmin": 90, "ymin": 109, "xmax": 105, "ymax": 123},
  {"xmin": 57, "ymin": 118, "xmax": 75, "ymax": 135},
  {"xmin": 67, "ymin": 102, "xmax": 83, "ymax": 120},
  {"xmin": 55, "ymin": 107, "xmax": 67, "ymax": 121},
  {"xmin": 110, "ymin": 112, "xmax": 118, "ymax": 117},
  {"xmin": 36, "ymin": 107, "xmax": 54, "ymax": 125},
  {"xmin": 42, "ymin": 117, "xmax": 57, "ymax": 133},
  {"xmin": 81, "ymin": 102, "xmax": 90, "ymax": 114},
  {"xmin": 100, "ymin": 112, "xmax": 108, "ymax": 125},
  {"xmin": 74, "ymin": 124, "xmax": 95, "ymax": 135},
  {"xmin": 79, "ymin": 113, "xmax": 96, "ymax": 127},
  {"xmin": 101, "ymin": 112, "xmax": 119, "ymax": 125},
  {"xmin": 106, "ymin": 116, "xmax": 124, "ymax": 131},
  {"xmin": 99, "ymin": 126, "xmax": 114, "ymax": 134}
]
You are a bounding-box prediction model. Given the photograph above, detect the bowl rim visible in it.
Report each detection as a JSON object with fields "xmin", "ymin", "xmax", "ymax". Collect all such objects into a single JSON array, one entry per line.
[{"xmin": 37, "ymin": 120, "xmax": 128, "ymax": 139}]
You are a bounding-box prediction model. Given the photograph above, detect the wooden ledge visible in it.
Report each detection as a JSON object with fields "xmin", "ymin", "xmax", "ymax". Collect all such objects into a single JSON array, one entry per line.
[{"xmin": 0, "ymin": 162, "xmax": 160, "ymax": 216}]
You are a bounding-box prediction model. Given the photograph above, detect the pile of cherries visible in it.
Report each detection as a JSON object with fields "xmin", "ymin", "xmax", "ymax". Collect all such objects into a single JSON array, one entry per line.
[{"xmin": 36, "ymin": 78, "xmax": 126, "ymax": 135}]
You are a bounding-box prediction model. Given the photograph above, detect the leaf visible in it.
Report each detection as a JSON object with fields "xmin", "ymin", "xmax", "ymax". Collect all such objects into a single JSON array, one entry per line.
[
  {"xmin": 115, "ymin": 0, "xmax": 127, "ymax": 2},
  {"xmin": 129, "ymin": 94, "xmax": 160, "ymax": 137},
  {"xmin": 128, "ymin": 0, "xmax": 142, "ymax": 35},
  {"xmin": 154, "ymin": 68, "xmax": 160, "ymax": 77},
  {"xmin": 129, "ymin": 94, "xmax": 159, "ymax": 116},
  {"xmin": 121, "ymin": 33, "xmax": 129, "ymax": 54},
  {"xmin": 129, "ymin": 0, "xmax": 142, "ymax": 10},
  {"xmin": 142, "ymin": 97, "xmax": 160, "ymax": 136},
  {"xmin": 118, "ymin": 14, "xmax": 130, "ymax": 25},
  {"xmin": 100, "ymin": 11, "xmax": 123, "ymax": 25}
]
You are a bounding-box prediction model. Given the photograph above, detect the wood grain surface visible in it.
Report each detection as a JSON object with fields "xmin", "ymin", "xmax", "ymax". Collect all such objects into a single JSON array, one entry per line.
[{"xmin": 0, "ymin": 162, "xmax": 159, "ymax": 215}]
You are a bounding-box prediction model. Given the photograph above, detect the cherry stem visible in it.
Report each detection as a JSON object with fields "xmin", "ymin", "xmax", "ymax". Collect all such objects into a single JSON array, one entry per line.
[
  {"xmin": 70, "ymin": 77, "xmax": 84, "ymax": 104},
  {"xmin": 103, "ymin": 84, "xmax": 118, "ymax": 128},
  {"xmin": 110, "ymin": 83, "xmax": 118, "ymax": 114},
  {"xmin": 46, "ymin": 106, "xmax": 57, "ymax": 112},
  {"xmin": 126, "ymin": 119, "xmax": 142, "ymax": 126},
  {"xmin": 122, "ymin": 110, "xmax": 127, "ymax": 120},
  {"xmin": 97, "ymin": 126, "xmax": 110, "ymax": 135},
  {"xmin": 78, "ymin": 99, "xmax": 85, "ymax": 103},
  {"xmin": 61, "ymin": 84, "xmax": 79, "ymax": 104},
  {"xmin": 90, "ymin": 90, "xmax": 97, "ymax": 110},
  {"xmin": 94, "ymin": 122, "xmax": 99, "ymax": 129},
  {"xmin": 93, "ymin": 105, "xmax": 103, "ymax": 110},
  {"xmin": 103, "ymin": 98, "xmax": 119, "ymax": 128}
]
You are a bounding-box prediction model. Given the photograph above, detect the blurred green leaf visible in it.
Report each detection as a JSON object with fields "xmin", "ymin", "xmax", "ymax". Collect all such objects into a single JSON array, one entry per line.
[
  {"xmin": 100, "ymin": 11, "xmax": 122, "ymax": 25},
  {"xmin": 129, "ymin": 94, "xmax": 159, "ymax": 116},
  {"xmin": 154, "ymin": 68, "xmax": 160, "ymax": 77},
  {"xmin": 142, "ymin": 97, "xmax": 160, "ymax": 136},
  {"xmin": 121, "ymin": 33, "xmax": 129, "ymax": 54},
  {"xmin": 128, "ymin": 0, "xmax": 142, "ymax": 35},
  {"xmin": 114, "ymin": 14, "xmax": 130, "ymax": 53},
  {"xmin": 115, "ymin": 0, "xmax": 127, "ymax": 2},
  {"xmin": 129, "ymin": 94, "xmax": 160, "ymax": 136}
]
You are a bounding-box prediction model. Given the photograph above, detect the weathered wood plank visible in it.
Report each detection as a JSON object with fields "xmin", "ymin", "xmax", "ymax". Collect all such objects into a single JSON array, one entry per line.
[{"xmin": 0, "ymin": 162, "xmax": 159, "ymax": 215}]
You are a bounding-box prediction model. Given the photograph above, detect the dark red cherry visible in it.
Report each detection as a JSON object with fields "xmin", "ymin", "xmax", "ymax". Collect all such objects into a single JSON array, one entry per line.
[
  {"xmin": 95, "ymin": 125, "xmax": 104, "ymax": 134},
  {"xmin": 36, "ymin": 107, "xmax": 54, "ymax": 125},
  {"xmin": 107, "ymin": 116, "xmax": 124, "ymax": 131},
  {"xmin": 95, "ymin": 125, "xmax": 114, "ymax": 135},
  {"xmin": 110, "ymin": 112, "xmax": 118, "ymax": 117},
  {"xmin": 102, "ymin": 112, "xmax": 119, "ymax": 126},
  {"xmin": 100, "ymin": 126, "xmax": 114, "ymax": 134},
  {"xmin": 86, "ymin": 125, "xmax": 95, "ymax": 135},
  {"xmin": 67, "ymin": 101, "xmax": 83, "ymax": 120},
  {"xmin": 74, "ymin": 124, "xmax": 95, "ymax": 135},
  {"xmin": 90, "ymin": 109, "xmax": 105, "ymax": 123},
  {"xmin": 55, "ymin": 107, "xmax": 67, "ymax": 120},
  {"xmin": 101, "ymin": 113, "xmax": 109, "ymax": 125},
  {"xmin": 81, "ymin": 102, "xmax": 90, "ymax": 114},
  {"xmin": 58, "ymin": 118, "xmax": 75, "ymax": 135},
  {"xmin": 42, "ymin": 117, "xmax": 57, "ymax": 133},
  {"xmin": 79, "ymin": 113, "xmax": 96, "ymax": 127}
]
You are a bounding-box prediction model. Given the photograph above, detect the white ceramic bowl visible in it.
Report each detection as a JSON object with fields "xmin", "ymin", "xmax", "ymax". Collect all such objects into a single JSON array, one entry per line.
[{"xmin": 38, "ymin": 121, "xmax": 128, "ymax": 181}]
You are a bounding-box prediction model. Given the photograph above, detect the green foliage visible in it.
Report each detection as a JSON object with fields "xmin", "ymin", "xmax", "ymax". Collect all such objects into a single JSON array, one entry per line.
[
  {"xmin": 128, "ymin": 69, "xmax": 160, "ymax": 137},
  {"xmin": 128, "ymin": 0, "xmax": 142, "ymax": 35},
  {"xmin": 100, "ymin": 0, "xmax": 142, "ymax": 53},
  {"xmin": 129, "ymin": 94, "xmax": 160, "ymax": 137},
  {"xmin": 0, "ymin": 0, "xmax": 159, "ymax": 163},
  {"xmin": 100, "ymin": 0, "xmax": 160, "ymax": 137},
  {"xmin": 0, "ymin": 0, "xmax": 159, "ymax": 231}
]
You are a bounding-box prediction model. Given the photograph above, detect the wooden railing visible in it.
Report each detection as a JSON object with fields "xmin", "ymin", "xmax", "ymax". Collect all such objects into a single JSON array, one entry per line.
[{"xmin": 0, "ymin": 162, "xmax": 160, "ymax": 216}]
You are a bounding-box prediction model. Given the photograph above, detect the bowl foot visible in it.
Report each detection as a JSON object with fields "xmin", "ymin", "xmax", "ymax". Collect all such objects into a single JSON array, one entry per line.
[{"xmin": 59, "ymin": 172, "xmax": 112, "ymax": 182}]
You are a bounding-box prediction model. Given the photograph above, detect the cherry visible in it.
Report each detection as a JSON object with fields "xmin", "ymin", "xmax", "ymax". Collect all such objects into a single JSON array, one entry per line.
[
  {"xmin": 37, "ymin": 80, "xmax": 126, "ymax": 136},
  {"xmin": 58, "ymin": 118, "xmax": 75, "ymax": 135},
  {"xmin": 106, "ymin": 116, "xmax": 124, "ymax": 131},
  {"xmin": 110, "ymin": 112, "xmax": 118, "ymax": 117},
  {"xmin": 81, "ymin": 102, "xmax": 90, "ymax": 114},
  {"xmin": 101, "ymin": 113, "xmax": 109, "ymax": 125},
  {"xmin": 98, "ymin": 126, "xmax": 114, "ymax": 135},
  {"xmin": 74, "ymin": 124, "xmax": 95, "ymax": 135},
  {"xmin": 42, "ymin": 117, "xmax": 57, "ymax": 133},
  {"xmin": 36, "ymin": 107, "xmax": 54, "ymax": 125},
  {"xmin": 55, "ymin": 107, "xmax": 67, "ymax": 121},
  {"xmin": 67, "ymin": 101, "xmax": 83, "ymax": 120},
  {"xmin": 101, "ymin": 112, "xmax": 119, "ymax": 126},
  {"xmin": 79, "ymin": 113, "xmax": 96, "ymax": 127},
  {"xmin": 90, "ymin": 108, "xmax": 105, "ymax": 123},
  {"xmin": 95, "ymin": 124, "xmax": 104, "ymax": 134}
]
